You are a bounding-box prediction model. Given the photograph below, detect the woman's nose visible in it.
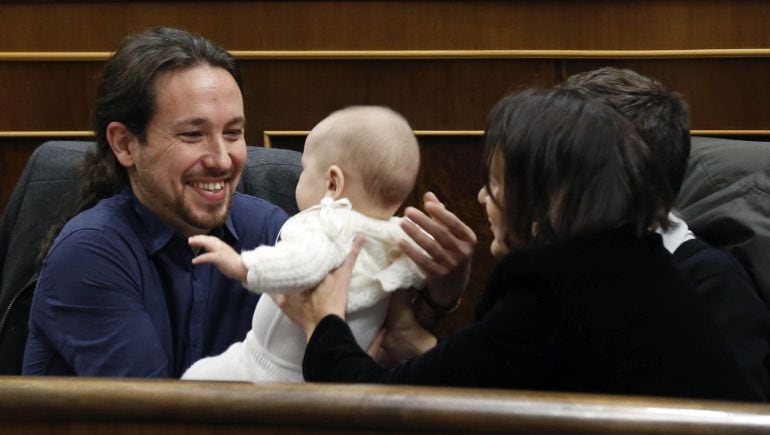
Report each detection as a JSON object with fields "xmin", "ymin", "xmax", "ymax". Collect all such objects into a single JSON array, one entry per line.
[{"xmin": 477, "ymin": 186, "xmax": 488, "ymax": 204}]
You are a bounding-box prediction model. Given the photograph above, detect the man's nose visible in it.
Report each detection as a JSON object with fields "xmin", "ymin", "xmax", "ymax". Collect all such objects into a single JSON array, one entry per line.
[{"xmin": 201, "ymin": 136, "xmax": 232, "ymax": 170}]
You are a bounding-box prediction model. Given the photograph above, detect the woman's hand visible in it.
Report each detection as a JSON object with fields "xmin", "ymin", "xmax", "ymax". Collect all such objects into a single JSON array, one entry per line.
[
  {"xmin": 273, "ymin": 237, "xmax": 364, "ymax": 342},
  {"xmin": 399, "ymin": 192, "xmax": 477, "ymax": 327},
  {"xmin": 367, "ymin": 288, "xmax": 437, "ymax": 366}
]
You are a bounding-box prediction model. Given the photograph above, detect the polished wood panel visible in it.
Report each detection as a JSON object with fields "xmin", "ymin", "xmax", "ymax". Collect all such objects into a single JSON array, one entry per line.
[
  {"xmin": 4, "ymin": 57, "xmax": 770, "ymax": 134},
  {"xmin": 1, "ymin": 377, "xmax": 770, "ymax": 434},
  {"xmin": 0, "ymin": 58, "xmax": 554, "ymax": 132},
  {"xmin": 0, "ymin": 62, "xmax": 100, "ymax": 131},
  {"xmin": 6, "ymin": 56, "xmax": 770, "ymax": 130},
  {"xmin": 1, "ymin": 1, "xmax": 770, "ymax": 51},
  {"xmin": 560, "ymin": 59, "xmax": 770, "ymax": 130},
  {"xmin": 240, "ymin": 59, "xmax": 555, "ymax": 133}
]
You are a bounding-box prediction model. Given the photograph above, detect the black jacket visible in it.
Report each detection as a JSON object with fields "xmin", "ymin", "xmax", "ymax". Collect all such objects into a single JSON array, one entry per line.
[
  {"xmin": 304, "ymin": 229, "xmax": 760, "ymax": 402},
  {"xmin": 673, "ymin": 238, "xmax": 770, "ymax": 399}
]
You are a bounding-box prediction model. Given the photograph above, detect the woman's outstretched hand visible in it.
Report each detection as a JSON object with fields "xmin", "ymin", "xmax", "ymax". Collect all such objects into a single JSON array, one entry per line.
[
  {"xmin": 399, "ymin": 192, "xmax": 477, "ymax": 326},
  {"xmin": 273, "ymin": 237, "xmax": 364, "ymax": 342}
]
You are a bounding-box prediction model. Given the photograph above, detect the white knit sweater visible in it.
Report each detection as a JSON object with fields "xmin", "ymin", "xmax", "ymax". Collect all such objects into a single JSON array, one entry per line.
[{"xmin": 182, "ymin": 197, "xmax": 425, "ymax": 382}]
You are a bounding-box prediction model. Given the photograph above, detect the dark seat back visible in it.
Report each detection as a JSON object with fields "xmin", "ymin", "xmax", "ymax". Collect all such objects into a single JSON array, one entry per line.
[
  {"xmin": 677, "ymin": 136, "xmax": 770, "ymax": 305},
  {"xmin": 0, "ymin": 141, "xmax": 301, "ymax": 374}
]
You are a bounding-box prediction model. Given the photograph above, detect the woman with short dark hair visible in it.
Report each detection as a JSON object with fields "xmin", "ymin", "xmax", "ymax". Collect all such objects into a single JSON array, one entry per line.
[{"xmin": 276, "ymin": 89, "xmax": 759, "ymax": 401}]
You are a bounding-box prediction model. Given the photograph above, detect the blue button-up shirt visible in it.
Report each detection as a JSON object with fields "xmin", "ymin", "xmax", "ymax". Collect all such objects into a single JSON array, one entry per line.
[{"xmin": 22, "ymin": 188, "xmax": 286, "ymax": 377}]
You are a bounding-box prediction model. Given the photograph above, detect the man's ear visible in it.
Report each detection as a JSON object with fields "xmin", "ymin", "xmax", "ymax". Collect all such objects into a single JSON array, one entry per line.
[
  {"xmin": 106, "ymin": 121, "xmax": 138, "ymax": 168},
  {"xmin": 327, "ymin": 165, "xmax": 345, "ymax": 200}
]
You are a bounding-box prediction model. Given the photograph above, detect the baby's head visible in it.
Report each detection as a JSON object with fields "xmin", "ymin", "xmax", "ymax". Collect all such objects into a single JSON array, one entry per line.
[{"xmin": 295, "ymin": 106, "xmax": 420, "ymax": 219}]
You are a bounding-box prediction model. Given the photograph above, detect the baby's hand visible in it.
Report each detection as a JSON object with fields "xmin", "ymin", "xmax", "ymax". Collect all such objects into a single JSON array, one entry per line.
[{"xmin": 189, "ymin": 235, "xmax": 248, "ymax": 282}]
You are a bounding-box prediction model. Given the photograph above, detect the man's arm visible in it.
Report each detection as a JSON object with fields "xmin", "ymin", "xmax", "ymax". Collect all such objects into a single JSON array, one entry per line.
[{"xmin": 24, "ymin": 228, "xmax": 169, "ymax": 377}]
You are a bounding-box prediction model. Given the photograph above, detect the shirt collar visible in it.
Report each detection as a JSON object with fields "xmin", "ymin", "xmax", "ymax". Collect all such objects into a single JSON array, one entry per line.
[
  {"xmin": 656, "ymin": 211, "xmax": 695, "ymax": 254},
  {"xmin": 126, "ymin": 187, "xmax": 239, "ymax": 255}
]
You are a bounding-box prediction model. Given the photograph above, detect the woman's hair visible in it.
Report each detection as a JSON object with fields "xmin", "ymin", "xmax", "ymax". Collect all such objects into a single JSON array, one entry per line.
[
  {"xmin": 481, "ymin": 88, "xmax": 670, "ymax": 247},
  {"xmin": 38, "ymin": 27, "xmax": 241, "ymax": 265}
]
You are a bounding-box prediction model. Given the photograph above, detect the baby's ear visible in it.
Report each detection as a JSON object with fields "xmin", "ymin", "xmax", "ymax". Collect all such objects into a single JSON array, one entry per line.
[{"xmin": 327, "ymin": 165, "xmax": 345, "ymax": 199}]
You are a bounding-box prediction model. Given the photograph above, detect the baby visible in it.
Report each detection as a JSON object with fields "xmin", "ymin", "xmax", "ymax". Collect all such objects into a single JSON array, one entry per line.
[{"xmin": 182, "ymin": 106, "xmax": 424, "ymax": 382}]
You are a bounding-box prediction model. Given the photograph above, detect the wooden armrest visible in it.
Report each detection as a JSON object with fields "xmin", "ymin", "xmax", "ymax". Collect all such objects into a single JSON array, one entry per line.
[{"xmin": 1, "ymin": 376, "xmax": 769, "ymax": 434}]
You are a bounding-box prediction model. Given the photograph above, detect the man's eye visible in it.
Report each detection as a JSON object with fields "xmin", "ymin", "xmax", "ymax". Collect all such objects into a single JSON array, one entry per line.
[
  {"xmin": 179, "ymin": 131, "xmax": 203, "ymax": 140},
  {"xmin": 224, "ymin": 129, "xmax": 244, "ymax": 139}
]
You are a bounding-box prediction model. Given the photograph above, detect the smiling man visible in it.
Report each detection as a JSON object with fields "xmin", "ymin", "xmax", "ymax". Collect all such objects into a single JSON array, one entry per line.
[{"xmin": 22, "ymin": 27, "xmax": 287, "ymax": 377}]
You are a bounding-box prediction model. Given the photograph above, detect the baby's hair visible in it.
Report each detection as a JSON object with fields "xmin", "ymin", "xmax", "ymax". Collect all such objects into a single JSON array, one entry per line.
[{"xmin": 313, "ymin": 106, "xmax": 420, "ymax": 208}]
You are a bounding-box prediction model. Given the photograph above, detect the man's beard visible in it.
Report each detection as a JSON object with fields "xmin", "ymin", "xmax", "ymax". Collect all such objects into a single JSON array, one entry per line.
[
  {"xmin": 134, "ymin": 168, "xmax": 233, "ymax": 232},
  {"xmin": 173, "ymin": 191, "xmax": 231, "ymax": 231}
]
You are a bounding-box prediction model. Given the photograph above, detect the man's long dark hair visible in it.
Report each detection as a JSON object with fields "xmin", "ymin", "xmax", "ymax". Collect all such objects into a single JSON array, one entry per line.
[
  {"xmin": 38, "ymin": 27, "xmax": 242, "ymax": 264},
  {"xmin": 481, "ymin": 88, "xmax": 670, "ymax": 247}
]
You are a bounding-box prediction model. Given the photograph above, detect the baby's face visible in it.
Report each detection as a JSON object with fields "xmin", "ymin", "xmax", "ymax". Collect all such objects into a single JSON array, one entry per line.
[{"xmin": 295, "ymin": 136, "xmax": 329, "ymax": 211}]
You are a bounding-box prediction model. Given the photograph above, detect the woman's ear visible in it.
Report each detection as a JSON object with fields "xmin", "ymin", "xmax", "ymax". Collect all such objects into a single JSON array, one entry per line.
[
  {"xmin": 326, "ymin": 165, "xmax": 345, "ymax": 200},
  {"xmin": 106, "ymin": 121, "xmax": 137, "ymax": 168}
]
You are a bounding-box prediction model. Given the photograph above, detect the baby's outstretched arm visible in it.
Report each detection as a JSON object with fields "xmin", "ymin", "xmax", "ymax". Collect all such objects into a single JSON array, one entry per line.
[{"xmin": 189, "ymin": 235, "xmax": 248, "ymax": 282}]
